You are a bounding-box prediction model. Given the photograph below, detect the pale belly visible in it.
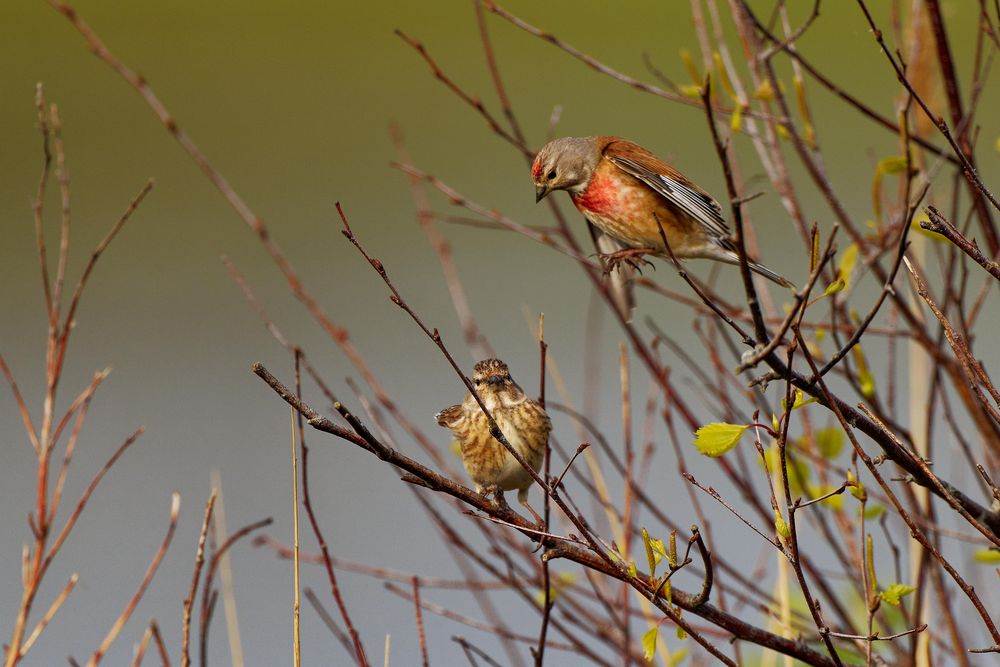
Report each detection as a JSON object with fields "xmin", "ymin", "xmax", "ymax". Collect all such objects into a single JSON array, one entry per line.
[{"xmin": 492, "ymin": 417, "xmax": 540, "ymax": 491}]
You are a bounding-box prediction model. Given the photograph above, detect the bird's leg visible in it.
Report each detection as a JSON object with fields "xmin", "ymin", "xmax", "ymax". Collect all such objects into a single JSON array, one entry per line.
[
  {"xmin": 517, "ymin": 487, "xmax": 545, "ymax": 527},
  {"xmin": 482, "ymin": 484, "xmax": 511, "ymax": 512},
  {"xmin": 598, "ymin": 247, "xmax": 656, "ymax": 274},
  {"xmin": 520, "ymin": 498, "xmax": 544, "ymax": 528}
]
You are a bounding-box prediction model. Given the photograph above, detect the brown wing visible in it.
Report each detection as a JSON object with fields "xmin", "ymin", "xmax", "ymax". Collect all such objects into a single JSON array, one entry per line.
[
  {"xmin": 529, "ymin": 399, "xmax": 552, "ymax": 438},
  {"xmin": 435, "ymin": 404, "xmax": 464, "ymax": 429},
  {"xmin": 602, "ymin": 138, "xmax": 733, "ymax": 243}
]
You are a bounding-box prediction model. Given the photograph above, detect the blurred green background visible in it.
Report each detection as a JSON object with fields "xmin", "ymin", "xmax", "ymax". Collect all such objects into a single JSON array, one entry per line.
[{"xmin": 2, "ymin": 0, "xmax": 997, "ymax": 664}]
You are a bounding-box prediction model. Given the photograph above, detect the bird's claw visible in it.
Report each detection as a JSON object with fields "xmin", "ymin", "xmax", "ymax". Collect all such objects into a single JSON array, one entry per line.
[
  {"xmin": 598, "ymin": 248, "xmax": 656, "ymax": 275},
  {"xmin": 482, "ymin": 485, "xmax": 510, "ymax": 511}
]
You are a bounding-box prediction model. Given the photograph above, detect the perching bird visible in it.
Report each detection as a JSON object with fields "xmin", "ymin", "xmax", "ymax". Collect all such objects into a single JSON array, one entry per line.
[
  {"xmin": 532, "ymin": 136, "xmax": 792, "ymax": 317},
  {"xmin": 435, "ymin": 358, "xmax": 550, "ymax": 518}
]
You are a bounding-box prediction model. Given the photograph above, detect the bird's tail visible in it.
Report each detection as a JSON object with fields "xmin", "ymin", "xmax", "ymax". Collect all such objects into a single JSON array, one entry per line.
[
  {"xmin": 719, "ymin": 247, "xmax": 793, "ymax": 289},
  {"xmin": 747, "ymin": 260, "xmax": 794, "ymax": 289}
]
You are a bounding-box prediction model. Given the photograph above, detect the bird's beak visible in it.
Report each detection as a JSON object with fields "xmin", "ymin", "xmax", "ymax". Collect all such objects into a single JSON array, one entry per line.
[
  {"xmin": 487, "ymin": 375, "xmax": 504, "ymax": 386},
  {"xmin": 535, "ymin": 184, "xmax": 550, "ymax": 203}
]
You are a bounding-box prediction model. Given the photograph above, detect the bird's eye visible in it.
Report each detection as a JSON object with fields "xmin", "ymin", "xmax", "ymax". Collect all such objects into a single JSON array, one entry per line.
[
  {"xmin": 547, "ymin": 169, "xmax": 557, "ymax": 180},
  {"xmin": 474, "ymin": 379, "xmax": 482, "ymax": 385}
]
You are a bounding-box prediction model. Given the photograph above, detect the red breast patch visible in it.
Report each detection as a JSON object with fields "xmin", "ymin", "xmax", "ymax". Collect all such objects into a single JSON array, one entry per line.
[{"xmin": 572, "ymin": 172, "xmax": 618, "ymax": 216}]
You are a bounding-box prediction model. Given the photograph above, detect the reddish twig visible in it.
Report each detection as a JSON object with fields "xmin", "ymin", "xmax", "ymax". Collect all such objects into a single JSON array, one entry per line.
[
  {"xmin": 181, "ymin": 492, "xmax": 217, "ymax": 667},
  {"xmin": 412, "ymin": 577, "xmax": 429, "ymax": 667},
  {"xmin": 87, "ymin": 493, "xmax": 180, "ymax": 667},
  {"xmin": 198, "ymin": 516, "xmax": 273, "ymax": 667},
  {"xmin": 252, "ymin": 363, "xmax": 841, "ymax": 666},
  {"xmin": 922, "ymin": 205, "xmax": 1000, "ymax": 281},
  {"xmin": 296, "ymin": 357, "xmax": 369, "ymax": 666}
]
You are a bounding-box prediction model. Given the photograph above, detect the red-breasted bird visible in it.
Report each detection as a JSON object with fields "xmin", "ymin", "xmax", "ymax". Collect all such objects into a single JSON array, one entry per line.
[
  {"xmin": 436, "ymin": 359, "xmax": 550, "ymax": 517},
  {"xmin": 532, "ymin": 136, "xmax": 792, "ymax": 316}
]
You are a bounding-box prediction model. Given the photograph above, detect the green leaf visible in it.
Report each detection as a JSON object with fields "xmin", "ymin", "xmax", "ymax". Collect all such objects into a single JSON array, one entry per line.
[
  {"xmin": 815, "ymin": 428, "xmax": 844, "ymax": 459},
  {"xmin": 873, "ymin": 158, "xmax": 907, "ymax": 220},
  {"xmin": 650, "ymin": 538, "xmax": 667, "ymax": 562},
  {"xmin": 642, "ymin": 528, "xmax": 658, "ymax": 575},
  {"xmin": 858, "ymin": 369, "xmax": 875, "ymax": 398},
  {"xmin": 877, "ymin": 156, "xmax": 908, "ymax": 175},
  {"xmin": 852, "ymin": 346, "xmax": 876, "ymax": 398},
  {"xmin": 693, "ymin": 423, "xmax": 748, "ymax": 457},
  {"xmin": 679, "ymin": 84, "xmax": 702, "ymax": 99},
  {"xmin": 866, "ymin": 534, "xmax": 878, "ymax": 593},
  {"xmin": 641, "ymin": 626, "xmax": 659, "ymax": 661},
  {"xmin": 532, "ymin": 572, "xmax": 576, "ymax": 606},
  {"xmin": 555, "ymin": 572, "xmax": 576, "ymax": 586},
  {"xmin": 973, "ymin": 548, "xmax": 1000, "ymax": 564},
  {"xmin": 837, "ymin": 243, "xmax": 859, "ymax": 288},
  {"xmin": 771, "ymin": 413, "xmax": 780, "ymax": 433},
  {"xmin": 794, "ymin": 390, "xmax": 818, "ymax": 409},
  {"xmin": 676, "ymin": 624, "xmax": 687, "ymax": 640},
  {"xmin": 761, "ymin": 448, "xmax": 811, "ymax": 496},
  {"xmin": 679, "ymin": 48, "xmax": 701, "ymax": 85},
  {"xmin": 713, "ymin": 51, "xmax": 737, "ymax": 100},
  {"xmin": 848, "ymin": 470, "xmax": 867, "ymax": 502},
  {"xmin": 753, "ymin": 79, "xmax": 775, "ymax": 101},
  {"xmin": 782, "ymin": 388, "xmax": 818, "ymax": 412},
  {"xmin": 881, "ymin": 583, "xmax": 915, "ymax": 606},
  {"xmin": 823, "ymin": 277, "xmax": 845, "ymax": 296},
  {"xmin": 628, "ymin": 560, "xmax": 638, "ymax": 578},
  {"xmin": 909, "ymin": 212, "xmax": 947, "ymax": 242},
  {"xmin": 807, "ymin": 483, "xmax": 844, "ymax": 510},
  {"xmin": 775, "ymin": 509, "xmax": 791, "ymax": 540},
  {"xmin": 863, "ymin": 504, "xmax": 885, "ymax": 520},
  {"xmin": 730, "ymin": 103, "xmax": 744, "ymax": 132},
  {"xmin": 670, "ymin": 646, "xmax": 690, "ymax": 666},
  {"xmin": 787, "ymin": 457, "xmax": 812, "ymax": 497}
]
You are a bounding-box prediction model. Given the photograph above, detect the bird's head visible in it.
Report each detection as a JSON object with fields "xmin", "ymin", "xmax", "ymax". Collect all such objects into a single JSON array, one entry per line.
[
  {"xmin": 532, "ymin": 136, "xmax": 599, "ymax": 202},
  {"xmin": 471, "ymin": 358, "xmax": 524, "ymax": 407}
]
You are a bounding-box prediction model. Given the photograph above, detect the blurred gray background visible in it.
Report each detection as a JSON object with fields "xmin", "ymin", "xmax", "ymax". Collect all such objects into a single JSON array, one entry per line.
[{"xmin": 2, "ymin": 1, "xmax": 998, "ymax": 664}]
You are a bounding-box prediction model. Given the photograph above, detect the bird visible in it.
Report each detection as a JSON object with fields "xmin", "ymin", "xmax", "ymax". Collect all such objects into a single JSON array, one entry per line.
[
  {"xmin": 531, "ymin": 136, "xmax": 792, "ymax": 317},
  {"xmin": 435, "ymin": 358, "xmax": 550, "ymax": 520}
]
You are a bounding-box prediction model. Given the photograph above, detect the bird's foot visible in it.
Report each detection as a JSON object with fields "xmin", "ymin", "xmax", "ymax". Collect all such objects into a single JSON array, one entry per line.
[
  {"xmin": 482, "ymin": 485, "xmax": 510, "ymax": 511},
  {"xmin": 739, "ymin": 343, "xmax": 768, "ymax": 368},
  {"xmin": 598, "ymin": 247, "xmax": 656, "ymax": 275}
]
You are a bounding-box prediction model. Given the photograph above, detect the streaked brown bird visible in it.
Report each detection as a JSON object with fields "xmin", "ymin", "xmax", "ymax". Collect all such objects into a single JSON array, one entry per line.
[
  {"xmin": 435, "ymin": 358, "xmax": 550, "ymax": 517},
  {"xmin": 532, "ymin": 135, "xmax": 792, "ymax": 318}
]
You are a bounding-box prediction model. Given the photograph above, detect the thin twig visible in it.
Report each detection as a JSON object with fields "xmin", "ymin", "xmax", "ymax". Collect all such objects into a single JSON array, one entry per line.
[
  {"xmin": 253, "ymin": 363, "xmax": 841, "ymax": 665},
  {"xmin": 87, "ymin": 493, "xmax": 180, "ymax": 667},
  {"xmin": 295, "ymin": 360, "xmax": 369, "ymax": 666},
  {"xmin": 181, "ymin": 492, "xmax": 217, "ymax": 667},
  {"xmin": 290, "ymin": 401, "xmax": 301, "ymax": 667},
  {"xmin": 412, "ymin": 577, "xmax": 429, "ymax": 667},
  {"xmin": 922, "ymin": 205, "xmax": 1000, "ymax": 281},
  {"xmin": 19, "ymin": 574, "xmax": 78, "ymax": 658}
]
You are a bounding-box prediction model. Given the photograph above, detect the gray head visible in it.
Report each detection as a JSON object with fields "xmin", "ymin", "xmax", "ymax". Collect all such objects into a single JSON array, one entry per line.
[{"xmin": 532, "ymin": 136, "xmax": 602, "ymax": 202}]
